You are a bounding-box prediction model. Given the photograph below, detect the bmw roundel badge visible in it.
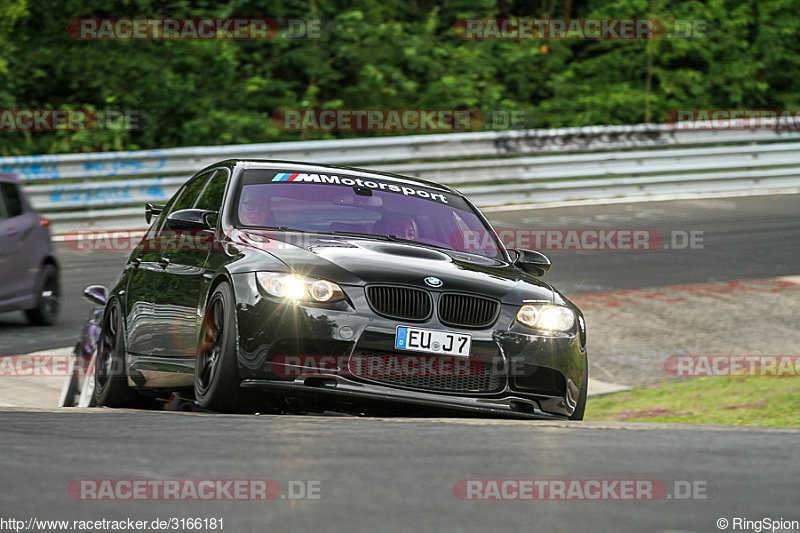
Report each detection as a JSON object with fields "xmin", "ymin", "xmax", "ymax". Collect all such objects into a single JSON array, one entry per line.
[{"xmin": 424, "ymin": 276, "xmax": 443, "ymax": 287}]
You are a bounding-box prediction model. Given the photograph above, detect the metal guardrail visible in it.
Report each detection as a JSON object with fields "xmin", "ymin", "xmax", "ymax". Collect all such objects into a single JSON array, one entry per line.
[{"xmin": 3, "ymin": 122, "xmax": 800, "ymax": 227}]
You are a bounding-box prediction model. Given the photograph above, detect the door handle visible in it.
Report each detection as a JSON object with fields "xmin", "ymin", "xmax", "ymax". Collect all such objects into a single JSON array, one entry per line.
[{"xmin": 158, "ymin": 257, "xmax": 171, "ymax": 268}]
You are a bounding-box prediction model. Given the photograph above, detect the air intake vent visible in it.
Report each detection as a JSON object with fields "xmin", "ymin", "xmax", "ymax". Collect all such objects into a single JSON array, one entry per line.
[
  {"xmin": 438, "ymin": 293, "xmax": 500, "ymax": 328},
  {"xmin": 349, "ymin": 352, "xmax": 503, "ymax": 393},
  {"xmin": 365, "ymin": 285, "xmax": 432, "ymax": 321}
]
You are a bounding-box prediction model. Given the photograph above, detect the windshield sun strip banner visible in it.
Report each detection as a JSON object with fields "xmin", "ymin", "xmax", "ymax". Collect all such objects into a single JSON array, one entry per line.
[{"xmin": 266, "ymin": 171, "xmax": 452, "ymax": 204}]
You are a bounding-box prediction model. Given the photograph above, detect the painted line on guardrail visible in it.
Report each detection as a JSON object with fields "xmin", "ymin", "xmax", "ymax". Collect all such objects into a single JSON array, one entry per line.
[
  {"xmin": 52, "ymin": 229, "xmax": 146, "ymax": 241},
  {"xmin": 479, "ymin": 187, "xmax": 800, "ymax": 212}
]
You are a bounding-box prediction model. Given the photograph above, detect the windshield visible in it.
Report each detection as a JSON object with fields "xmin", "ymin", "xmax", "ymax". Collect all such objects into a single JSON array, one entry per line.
[{"xmin": 233, "ymin": 169, "xmax": 503, "ymax": 258}]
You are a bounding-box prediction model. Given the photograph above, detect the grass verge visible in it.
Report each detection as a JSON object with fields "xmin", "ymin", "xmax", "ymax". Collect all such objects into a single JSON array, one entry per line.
[{"xmin": 587, "ymin": 376, "xmax": 800, "ymax": 427}]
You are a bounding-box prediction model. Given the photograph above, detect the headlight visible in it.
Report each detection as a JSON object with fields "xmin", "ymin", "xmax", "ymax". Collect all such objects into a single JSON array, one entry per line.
[
  {"xmin": 516, "ymin": 304, "xmax": 575, "ymax": 332},
  {"xmin": 256, "ymin": 272, "xmax": 345, "ymax": 303}
]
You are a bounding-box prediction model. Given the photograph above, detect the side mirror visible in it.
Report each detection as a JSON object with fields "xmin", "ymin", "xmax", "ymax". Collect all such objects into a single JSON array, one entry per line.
[
  {"xmin": 166, "ymin": 209, "xmax": 218, "ymax": 231},
  {"xmin": 510, "ymin": 249, "xmax": 551, "ymax": 277},
  {"xmin": 83, "ymin": 285, "xmax": 108, "ymax": 307},
  {"xmin": 145, "ymin": 203, "xmax": 165, "ymax": 224}
]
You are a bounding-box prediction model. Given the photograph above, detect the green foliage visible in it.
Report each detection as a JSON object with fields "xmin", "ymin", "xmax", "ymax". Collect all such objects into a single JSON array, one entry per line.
[{"xmin": 1, "ymin": 0, "xmax": 799, "ymax": 155}]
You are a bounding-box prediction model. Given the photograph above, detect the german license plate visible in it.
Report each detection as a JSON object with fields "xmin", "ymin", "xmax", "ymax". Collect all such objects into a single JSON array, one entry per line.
[{"xmin": 394, "ymin": 326, "xmax": 472, "ymax": 357}]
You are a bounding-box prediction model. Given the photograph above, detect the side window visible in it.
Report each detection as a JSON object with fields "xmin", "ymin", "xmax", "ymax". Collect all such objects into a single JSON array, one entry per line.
[
  {"xmin": 150, "ymin": 172, "xmax": 213, "ymax": 238},
  {"xmin": 194, "ymin": 169, "xmax": 228, "ymax": 212},
  {"xmin": 145, "ymin": 185, "xmax": 184, "ymax": 240},
  {"xmin": 0, "ymin": 182, "xmax": 24, "ymax": 218},
  {"xmin": 171, "ymin": 172, "xmax": 213, "ymax": 213}
]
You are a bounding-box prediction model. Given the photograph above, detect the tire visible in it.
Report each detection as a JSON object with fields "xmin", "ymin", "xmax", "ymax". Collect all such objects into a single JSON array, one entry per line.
[
  {"xmin": 569, "ymin": 355, "xmax": 588, "ymax": 421},
  {"xmin": 93, "ymin": 300, "xmax": 136, "ymax": 407},
  {"xmin": 25, "ymin": 264, "xmax": 60, "ymax": 326},
  {"xmin": 194, "ymin": 282, "xmax": 245, "ymax": 412}
]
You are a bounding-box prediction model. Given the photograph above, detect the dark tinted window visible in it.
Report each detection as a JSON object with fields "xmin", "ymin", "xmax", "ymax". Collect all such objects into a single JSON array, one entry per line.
[
  {"xmin": 172, "ymin": 171, "xmax": 213, "ymax": 212},
  {"xmin": 194, "ymin": 169, "xmax": 228, "ymax": 211},
  {"xmin": 233, "ymin": 170, "xmax": 502, "ymax": 258},
  {"xmin": 0, "ymin": 182, "xmax": 24, "ymax": 218},
  {"xmin": 148, "ymin": 172, "xmax": 213, "ymax": 238}
]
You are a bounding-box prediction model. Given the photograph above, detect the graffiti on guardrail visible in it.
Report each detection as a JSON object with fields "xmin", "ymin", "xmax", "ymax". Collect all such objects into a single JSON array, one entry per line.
[
  {"xmin": 1, "ymin": 157, "xmax": 62, "ymax": 180},
  {"xmin": 48, "ymin": 184, "xmax": 169, "ymax": 206},
  {"xmin": 492, "ymin": 128, "xmax": 676, "ymax": 155},
  {"xmin": 83, "ymin": 150, "xmax": 167, "ymax": 176}
]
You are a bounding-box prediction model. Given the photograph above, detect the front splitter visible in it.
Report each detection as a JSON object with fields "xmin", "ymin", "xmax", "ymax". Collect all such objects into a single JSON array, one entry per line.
[{"xmin": 241, "ymin": 377, "xmax": 568, "ymax": 420}]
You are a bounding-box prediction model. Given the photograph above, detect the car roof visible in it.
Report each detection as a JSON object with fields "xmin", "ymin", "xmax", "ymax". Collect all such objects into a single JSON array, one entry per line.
[{"xmin": 205, "ymin": 159, "xmax": 458, "ymax": 195}]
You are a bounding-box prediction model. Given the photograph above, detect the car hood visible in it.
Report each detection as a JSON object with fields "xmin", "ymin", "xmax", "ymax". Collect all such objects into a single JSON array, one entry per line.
[{"xmin": 229, "ymin": 230, "xmax": 556, "ymax": 303}]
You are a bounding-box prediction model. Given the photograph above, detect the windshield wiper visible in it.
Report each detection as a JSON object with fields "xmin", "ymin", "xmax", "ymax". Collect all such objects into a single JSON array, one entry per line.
[
  {"xmin": 330, "ymin": 231, "xmax": 391, "ymax": 240},
  {"xmin": 330, "ymin": 231, "xmax": 451, "ymax": 251},
  {"xmin": 329, "ymin": 230, "xmax": 493, "ymax": 258},
  {"xmin": 254, "ymin": 226, "xmax": 314, "ymax": 233},
  {"xmin": 385, "ymin": 234, "xmax": 452, "ymax": 251}
]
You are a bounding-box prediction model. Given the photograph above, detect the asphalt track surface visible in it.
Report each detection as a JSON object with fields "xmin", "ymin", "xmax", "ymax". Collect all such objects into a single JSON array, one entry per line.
[
  {"xmin": 0, "ymin": 410, "xmax": 798, "ymax": 532},
  {"xmin": 1, "ymin": 193, "xmax": 799, "ymax": 356},
  {"xmin": 1, "ymin": 193, "xmax": 799, "ymax": 532}
]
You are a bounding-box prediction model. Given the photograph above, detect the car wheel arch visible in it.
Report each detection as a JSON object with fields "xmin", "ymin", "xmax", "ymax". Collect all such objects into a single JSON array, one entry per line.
[
  {"xmin": 42, "ymin": 255, "xmax": 59, "ymax": 270},
  {"xmin": 196, "ymin": 271, "xmax": 238, "ymax": 349},
  {"xmin": 204, "ymin": 272, "xmax": 235, "ymax": 310}
]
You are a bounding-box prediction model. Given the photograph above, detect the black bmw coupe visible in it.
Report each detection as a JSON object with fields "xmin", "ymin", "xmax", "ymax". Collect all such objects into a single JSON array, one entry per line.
[{"xmin": 94, "ymin": 160, "xmax": 588, "ymax": 419}]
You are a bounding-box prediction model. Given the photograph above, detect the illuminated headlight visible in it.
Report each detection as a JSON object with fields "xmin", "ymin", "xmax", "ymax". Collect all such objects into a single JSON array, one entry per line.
[
  {"xmin": 516, "ymin": 304, "xmax": 575, "ymax": 332},
  {"xmin": 256, "ymin": 273, "xmax": 345, "ymax": 303}
]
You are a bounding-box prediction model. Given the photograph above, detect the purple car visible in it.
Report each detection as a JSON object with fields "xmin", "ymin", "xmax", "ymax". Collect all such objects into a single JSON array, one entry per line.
[{"xmin": 0, "ymin": 172, "xmax": 60, "ymax": 325}]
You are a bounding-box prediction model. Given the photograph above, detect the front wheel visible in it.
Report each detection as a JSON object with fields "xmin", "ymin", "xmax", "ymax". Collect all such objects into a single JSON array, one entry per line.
[
  {"xmin": 194, "ymin": 282, "xmax": 245, "ymax": 412},
  {"xmin": 93, "ymin": 300, "xmax": 135, "ymax": 407}
]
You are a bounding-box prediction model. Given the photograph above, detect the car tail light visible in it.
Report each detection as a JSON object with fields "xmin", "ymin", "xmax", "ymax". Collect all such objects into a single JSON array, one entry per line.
[{"xmin": 38, "ymin": 216, "xmax": 50, "ymax": 227}]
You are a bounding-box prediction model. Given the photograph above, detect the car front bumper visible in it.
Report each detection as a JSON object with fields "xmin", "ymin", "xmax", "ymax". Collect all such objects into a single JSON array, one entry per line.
[{"xmin": 231, "ymin": 273, "xmax": 587, "ymax": 418}]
